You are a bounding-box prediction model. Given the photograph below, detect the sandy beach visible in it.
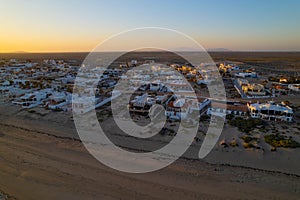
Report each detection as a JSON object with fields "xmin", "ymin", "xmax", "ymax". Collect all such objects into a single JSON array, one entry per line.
[{"xmin": 0, "ymin": 102, "xmax": 299, "ymax": 200}]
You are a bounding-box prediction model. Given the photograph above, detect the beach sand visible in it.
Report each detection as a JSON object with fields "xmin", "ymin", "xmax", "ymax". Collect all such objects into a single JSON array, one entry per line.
[{"xmin": 0, "ymin": 102, "xmax": 299, "ymax": 199}]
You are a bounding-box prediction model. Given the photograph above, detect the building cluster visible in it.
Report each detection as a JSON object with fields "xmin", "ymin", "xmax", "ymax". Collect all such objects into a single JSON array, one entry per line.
[
  {"xmin": 0, "ymin": 58, "xmax": 121, "ymax": 112},
  {"xmin": 0, "ymin": 58, "xmax": 296, "ymax": 122},
  {"xmin": 224, "ymin": 64, "xmax": 300, "ymax": 99},
  {"xmin": 125, "ymin": 63, "xmax": 213, "ymax": 120},
  {"xmin": 219, "ymin": 63, "xmax": 258, "ymax": 78},
  {"xmin": 129, "ymin": 91, "xmax": 210, "ymax": 120}
]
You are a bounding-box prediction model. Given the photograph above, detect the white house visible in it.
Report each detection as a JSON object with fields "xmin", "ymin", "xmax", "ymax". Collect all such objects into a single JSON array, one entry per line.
[
  {"xmin": 72, "ymin": 95, "xmax": 97, "ymax": 114},
  {"xmin": 207, "ymin": 101, "xmax": 248, "ymax": 117},
  {"xmin": 234, "ymin": 72, "xmax": 258, "ymax": 78},
  {"xmin": 47, "ymin": 92, "xmax": 72, "ymax": 111},
  {"xmin": 288, "ymin": 84, "xmax": 300, "ymax": 92},
  {"xmin": 131, "ymin": 60, "xmax": 137, "ymax": 65},
  {"xmin": 149, "ymin": 81, "xmax": 163, "ymax": 91},
  {"xmin": 165, "ymin": 80, "xmax": 193, "ymax": 93},
  {"xmin": 219, "ymin": 63, "xmax": 240, "ymax": 73},
  {"xmin": 187, "ymin": 98, "xmax": 211, "ymax": 116},
  {"xmin": 12, "ymin": 89, "xmax": 51, "ymax": 108},
  {"xmin": 242, "ymin": 83, "xmax": 266, "ymax": 96},
  {"xmin": 129, "ymin": 93, "xmax": 156, "ymax": 109},
  {"xmin": 166, "ymin": 98, "xmax": 190, "ymax": 120},
  {"xmin": 247, "ymin": 101, "xmax": 293, "ymax": 122},
  {"xmin": 165, "ymin": 95, "xmax": 191, "ymax": 119}
]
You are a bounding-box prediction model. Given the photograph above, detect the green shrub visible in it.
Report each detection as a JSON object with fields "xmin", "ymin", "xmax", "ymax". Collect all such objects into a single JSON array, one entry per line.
[
  {"xmin": 243, "ymin": 142, "xmax": 255, "ymax": 149},
  {"xmin": 229, "ymin": 117, "xmax": 263, "ymax": 133},
  {"xmin": 226, "ymin": 114, "xmax": 234, "ymax": 120},
  {"xmin": 264, "ymin": 134, "xmax": 300, "ymax": 148},
  {"xmin": 240, "ymin": 135, "xmax": 256, "ymax": 143},
  {"xmin": 229, "ymin": 140, "xmax": 239, "ymax": 147},
  {"xmin": 54, "ymin": 107, "xmax": 63, "ymax": 112}
]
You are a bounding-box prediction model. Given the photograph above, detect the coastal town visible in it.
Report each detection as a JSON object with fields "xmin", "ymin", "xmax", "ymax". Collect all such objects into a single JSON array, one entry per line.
[
  {"xmin": 0, "ymin": 55, "xmax": 299, "ymax": 155},
  {"xmin": 0, "ymin": 54, "xmax": 300, "ymax": 157},
  {"xmin": 0, "ymin": 57, "xmax": 298, "ymax": 122}
]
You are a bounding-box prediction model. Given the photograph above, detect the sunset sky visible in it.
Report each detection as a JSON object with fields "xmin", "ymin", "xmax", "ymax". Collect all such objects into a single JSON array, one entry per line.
[{"xmin": 1, "ymin": 0, "xmax": 300, "ymax": 52}]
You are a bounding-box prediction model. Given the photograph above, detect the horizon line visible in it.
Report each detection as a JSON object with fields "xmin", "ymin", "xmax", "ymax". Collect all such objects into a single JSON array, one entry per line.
[{"xmin": 1, "ymin": 50, "xmax": 300, "ymax": 54}]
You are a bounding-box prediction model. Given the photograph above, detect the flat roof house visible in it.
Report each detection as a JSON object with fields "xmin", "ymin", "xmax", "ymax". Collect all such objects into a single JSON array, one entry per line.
[{"xmin": 247, "ymin": 101, "xmax": 293, "ymax": 122}]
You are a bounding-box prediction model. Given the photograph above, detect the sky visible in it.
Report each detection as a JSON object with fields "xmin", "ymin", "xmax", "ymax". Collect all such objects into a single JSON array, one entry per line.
[{"xmin": 0, "ymin": 0, "xmax": 300, "ymax": 52}]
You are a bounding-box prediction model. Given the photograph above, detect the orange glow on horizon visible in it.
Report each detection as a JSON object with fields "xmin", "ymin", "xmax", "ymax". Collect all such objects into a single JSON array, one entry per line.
[{"xmin": 0, "ymin": 37, "xmax": 103, "ymax": 53}]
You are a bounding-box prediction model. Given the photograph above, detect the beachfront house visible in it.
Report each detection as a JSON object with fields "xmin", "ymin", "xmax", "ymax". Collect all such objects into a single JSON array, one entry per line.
[
  {"xmin": 288, "ymin": 84, "xmax": 300, "ymax": 92},
  {"xmin": 247, "ymin": 101, "xmax": 293, "ymax": 122},
  {"xmin": 207, "ymin": 101, "xmax": 248, "ymax": 117},
  {"xmin": 12, "ymin": 89, "xmax": 51, "ymax": 108},
  {"xmin": 72, "ymin": 95, "xmax": 97, "ymax": 114},
  {"xmin": 234, "ymin": 72, "xmax": 258, "ymax": 78}
]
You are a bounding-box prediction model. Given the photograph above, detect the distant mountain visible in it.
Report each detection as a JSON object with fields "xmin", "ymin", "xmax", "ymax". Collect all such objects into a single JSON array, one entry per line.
[
  {"xmin": 170, "ymin": 47, "xmax": 232, "ymax": 52},
  {"xmin": 170, "ymin": 47, "xmax": 203, "ymax": 52},
  {"xmin": 207, "ymin": 48, "xmax": 232, "ymax": 52}
]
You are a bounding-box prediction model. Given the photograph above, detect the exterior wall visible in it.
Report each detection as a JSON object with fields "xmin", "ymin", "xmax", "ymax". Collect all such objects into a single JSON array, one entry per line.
[
  {"xmin": 166, "ymin": 107, "xmax": 189, "ymax": 119},
  {"xmin": 207, "ymin": 107, "xmax": 246, "ymax": 116},
  {"xmin": 288, "ymin": 84, "xmax": 300, "ymax": 92},
  {"xmin": 248, "ymin": 104, "xmax": 293, "ymax": 122}
]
